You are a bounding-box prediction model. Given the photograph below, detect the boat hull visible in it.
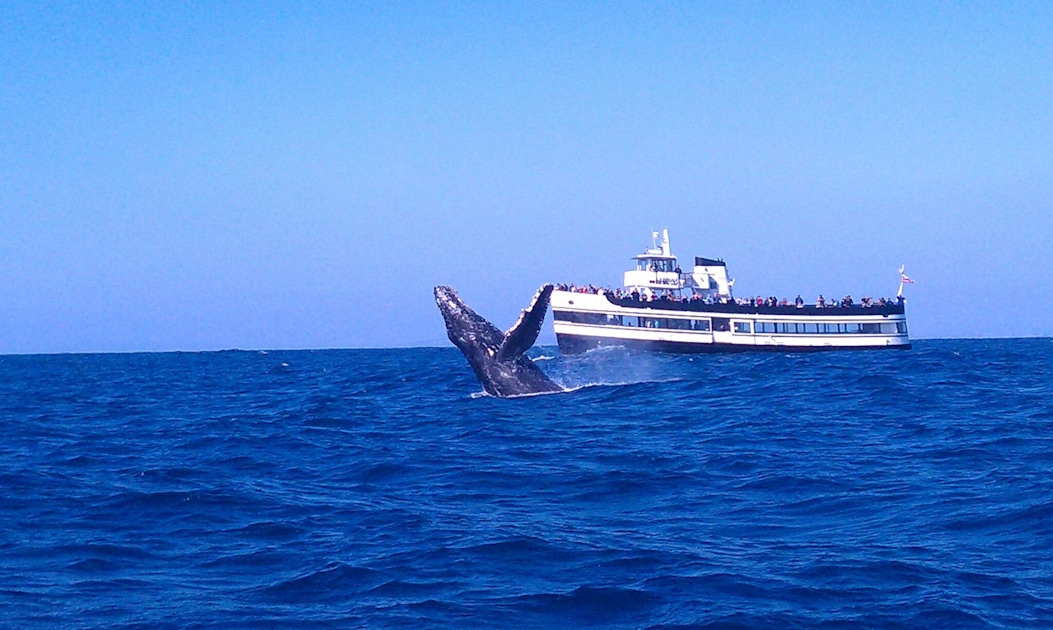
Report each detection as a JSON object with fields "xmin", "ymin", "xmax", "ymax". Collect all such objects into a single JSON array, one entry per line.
[
  {"xmin": 557, "ymin": 332, "xmax": 911, "ymax": 355},
  {"xmin": 552, "ymin": 290, "xmax": 911, "ymax": 355}
]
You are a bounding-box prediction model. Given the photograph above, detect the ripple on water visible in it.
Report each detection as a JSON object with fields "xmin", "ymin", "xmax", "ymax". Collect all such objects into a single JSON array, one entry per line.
[{"xmin": 0, "ymin": 340, "xmax": 1051, "ymax": 628}]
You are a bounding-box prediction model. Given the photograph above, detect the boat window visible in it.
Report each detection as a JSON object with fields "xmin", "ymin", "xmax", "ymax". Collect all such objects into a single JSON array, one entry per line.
[
  {"xmin": 641, "ymin": 318, "xmax": 661, "ymax": 329},
  {"xmin": 733, "ymin": 321, "xmax": 752, "ymax": 334},
  {"xmin": 552, "ymin": 311, "xmax": 607, "ymax": 325},
  {"xmin": 712, "ymin": 318, "xmax": 731, "ymax": 332},
  {"xmin": 752, "ymin": 321, "xmax": 905, "ymax": 335},
  {"xmin": 691, "ymin": 319, "xmax": 711, "ymax": 332},
  {"xmin": 664, "ymin": 318, "xmax": 691, "ymax": 330}
]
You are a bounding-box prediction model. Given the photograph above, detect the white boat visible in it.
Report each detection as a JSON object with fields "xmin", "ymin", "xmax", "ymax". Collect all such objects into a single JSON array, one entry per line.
[{"xmin": 551, "ymin": 230, "xmax": 911, "ymax": 354}]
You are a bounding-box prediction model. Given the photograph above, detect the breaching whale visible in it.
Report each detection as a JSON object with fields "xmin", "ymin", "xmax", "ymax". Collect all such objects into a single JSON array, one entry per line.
[{"xmin": 434, "ymin": 284, "xmax": 563, "ymax": 398}]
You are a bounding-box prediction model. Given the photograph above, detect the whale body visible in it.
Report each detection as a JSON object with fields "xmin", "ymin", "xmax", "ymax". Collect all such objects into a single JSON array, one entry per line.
[{"xmin": 434, "ymin": 284, "xmax": 563, "ymax": 398}]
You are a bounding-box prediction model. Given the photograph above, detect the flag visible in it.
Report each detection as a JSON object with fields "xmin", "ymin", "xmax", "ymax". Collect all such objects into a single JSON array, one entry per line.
[{"xmin": 901, "ymin": 274, "xmax": 914, "ymax": 284}]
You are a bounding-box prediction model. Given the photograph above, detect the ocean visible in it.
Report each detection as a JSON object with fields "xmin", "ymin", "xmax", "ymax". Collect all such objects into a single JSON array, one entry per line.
[{"xmin": 2, "ymin": 339, "xmax": 1052, "ymax": 629}]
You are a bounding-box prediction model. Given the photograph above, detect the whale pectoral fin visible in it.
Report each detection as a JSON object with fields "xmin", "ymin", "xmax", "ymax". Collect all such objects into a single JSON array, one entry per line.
[{"xmin": 497, "ymin": 284, "xmax": 554, "ymax": 362}]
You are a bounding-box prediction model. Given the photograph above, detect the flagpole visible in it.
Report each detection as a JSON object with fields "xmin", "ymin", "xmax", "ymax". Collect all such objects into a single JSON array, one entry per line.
[{"xmin": 897, "ymin": 265, "xmax": 913, "ymax": 299}]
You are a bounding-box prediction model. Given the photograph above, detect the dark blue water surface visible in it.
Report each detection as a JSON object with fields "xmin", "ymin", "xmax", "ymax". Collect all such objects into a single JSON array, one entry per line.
[{"xmin": 2, "ymin": 339, "xmax": 1053, "ymax": 629}]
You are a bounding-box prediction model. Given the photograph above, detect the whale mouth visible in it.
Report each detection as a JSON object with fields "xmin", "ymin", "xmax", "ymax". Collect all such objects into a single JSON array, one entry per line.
[
  {"xmin": 433, "ymin": 285, "xmax": 457, "ymax": 307},
  {"xmin": 433, "ymin": 285, "xmax": 453, "ymax": 302},
  {"xmin": 433, "ymin": 285, "xmax": 461, "ymax": 309}
]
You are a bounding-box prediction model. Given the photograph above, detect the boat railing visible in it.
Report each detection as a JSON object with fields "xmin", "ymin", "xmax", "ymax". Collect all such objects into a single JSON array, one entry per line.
[{"xmin": 604, "ymin": 294, "xmax": 906, "ymax": 316}]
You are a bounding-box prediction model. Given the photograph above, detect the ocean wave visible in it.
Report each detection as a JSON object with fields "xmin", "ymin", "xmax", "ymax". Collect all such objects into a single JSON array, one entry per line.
[{"xmin": 2, "ymin": 339, "xmax": 1053, "ymax": 628}]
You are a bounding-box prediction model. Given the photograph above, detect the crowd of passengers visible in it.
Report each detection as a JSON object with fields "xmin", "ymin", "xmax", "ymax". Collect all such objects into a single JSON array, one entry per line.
[{"xmin": 556, "ymin": 284, "xmax": 903, "ymax": 308}]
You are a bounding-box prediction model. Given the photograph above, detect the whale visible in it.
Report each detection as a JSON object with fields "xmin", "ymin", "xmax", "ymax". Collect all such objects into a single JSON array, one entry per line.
[{"xmin": 434, "ymin": 284, "xmax": 563, "ymax": 398}]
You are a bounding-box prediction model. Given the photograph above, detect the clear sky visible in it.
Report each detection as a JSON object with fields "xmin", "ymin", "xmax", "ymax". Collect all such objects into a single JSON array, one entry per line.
[{"xmin": 2, "ymin": 2, "xmax": 1051, "ymax": 353}]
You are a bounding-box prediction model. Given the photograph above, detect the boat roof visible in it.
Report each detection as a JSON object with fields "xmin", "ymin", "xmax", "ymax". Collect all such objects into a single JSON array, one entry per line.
[{"xmin": 633, "ymin": 253, "xmax": 677, "ymax": 261}]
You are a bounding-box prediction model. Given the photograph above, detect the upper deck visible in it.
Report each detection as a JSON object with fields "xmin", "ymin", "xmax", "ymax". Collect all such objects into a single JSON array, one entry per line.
[{"xmin": 604, "ymin": 293, "xmax": 905, "ymax": 317}]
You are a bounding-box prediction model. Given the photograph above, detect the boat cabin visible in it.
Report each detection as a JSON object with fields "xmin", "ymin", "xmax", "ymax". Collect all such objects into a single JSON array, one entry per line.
[
  {"xmin": 623, "ymin": 229, "xmax": 682, "ymax": 296},
  {"xmin": 623, "ymin": 229, "xmax": 733, "ymax": 300},
  {"xmin": 689, "ymin": 256, "xmax": 732, "ymax": 300}
]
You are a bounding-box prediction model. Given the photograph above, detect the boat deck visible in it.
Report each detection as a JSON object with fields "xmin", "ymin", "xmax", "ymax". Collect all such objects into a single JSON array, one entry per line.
[{"xmin": 604, "ymin": 295, "xmax": 905, "ymax": 317}]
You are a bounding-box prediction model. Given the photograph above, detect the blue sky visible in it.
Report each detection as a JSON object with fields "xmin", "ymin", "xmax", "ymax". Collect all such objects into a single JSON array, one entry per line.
[{"xmin": 2, "ymin": 2, "xmax": 1051, "ymax": 353}]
